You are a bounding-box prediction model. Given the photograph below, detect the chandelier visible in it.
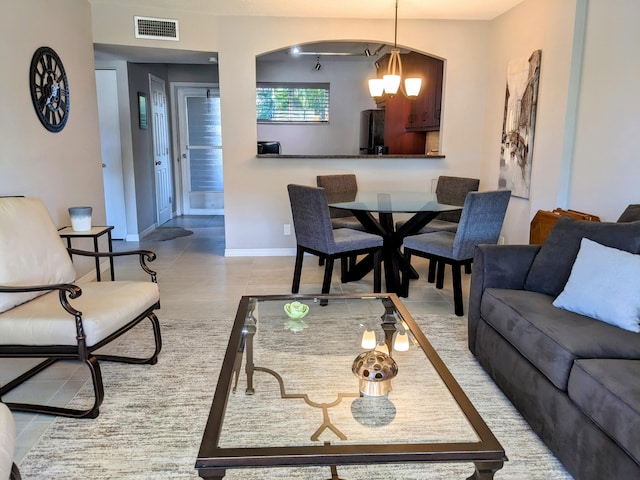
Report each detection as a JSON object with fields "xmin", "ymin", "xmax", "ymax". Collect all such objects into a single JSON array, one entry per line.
[{"xmin": 368, "ymin": 0, "xmax": 422, "ymax": 98}]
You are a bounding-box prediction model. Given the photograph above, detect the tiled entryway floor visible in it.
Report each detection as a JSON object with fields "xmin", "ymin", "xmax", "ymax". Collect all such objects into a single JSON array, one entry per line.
[{"xmin": 2, "ymin": 216, "xmax": 470, "ymax": 462}]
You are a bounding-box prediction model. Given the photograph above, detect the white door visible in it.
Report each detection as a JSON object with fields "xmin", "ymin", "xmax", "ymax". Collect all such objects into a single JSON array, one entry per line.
[
  {"xmin": 177, "ymin": 86, "xmax": 224, "ymax": 215},
  {"xmin": 150, "ymin": 75, "xmax": 172, "ymax": 225},
  {"xmin": 95, "ymin": 69, "xmax": 127, "ymax": 239}
]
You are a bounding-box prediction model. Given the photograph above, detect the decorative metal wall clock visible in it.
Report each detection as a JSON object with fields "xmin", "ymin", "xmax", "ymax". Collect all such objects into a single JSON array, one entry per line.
[{"xmin": 29, "ymin": 46, "xmax": 70, "ymax": 132}]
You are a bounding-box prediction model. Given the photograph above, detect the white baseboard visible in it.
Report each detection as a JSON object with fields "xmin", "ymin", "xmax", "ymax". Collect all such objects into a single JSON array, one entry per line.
[{"xmin": 126, "ymin": 224, "xmax": 155, "ymax": 242}]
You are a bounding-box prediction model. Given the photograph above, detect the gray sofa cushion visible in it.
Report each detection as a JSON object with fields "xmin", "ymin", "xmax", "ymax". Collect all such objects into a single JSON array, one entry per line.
[
  {"xmin": 523, "ymin": 216, "xmax": 640, "ymax": 297},
  {"xmin": 568, "ymin": 359, "xmax": 640, "ymax": 464},
  {"xmin": 617, "ymin": 204, "xmax": 640, "ymax": 223},
  {"xmin": 481, "ymin": 288, "xmax": 640, "ymax": 390}
]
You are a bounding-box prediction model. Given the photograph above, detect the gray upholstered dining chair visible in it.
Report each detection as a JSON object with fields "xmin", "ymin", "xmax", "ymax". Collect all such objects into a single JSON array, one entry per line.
[
  {"xmin": 287, "ymin": 184, "xmax": 383, "ymax": 296},
  {"xmin": 316, "ymin": 174, "xmax": 365, "ymax": 268},
  {"xmin": 316, "ymin": 174, "xmax": 365, "ymax": 231},
  {"xmin": 422, "ymin": 175, "xmax": 480, "ymax": 233},
  {"xmin": 394, "ymin": 175, "xmax": 479, "ymax": 234},
  {"xmin": 402, "ymin": 190, "xmax": 511, "ymax": 316}
]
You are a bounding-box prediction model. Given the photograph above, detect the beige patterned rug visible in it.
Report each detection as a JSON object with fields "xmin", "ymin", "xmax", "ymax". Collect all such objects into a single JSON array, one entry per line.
[{"xmin": 17, "ymin": 313, "xmax": 572, "ymax": 479}]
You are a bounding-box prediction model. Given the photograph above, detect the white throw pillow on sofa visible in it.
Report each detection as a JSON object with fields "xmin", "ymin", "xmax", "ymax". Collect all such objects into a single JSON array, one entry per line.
[{"xmin": 553, "ymin": 238, "xmax": 640, "ymax": 333}]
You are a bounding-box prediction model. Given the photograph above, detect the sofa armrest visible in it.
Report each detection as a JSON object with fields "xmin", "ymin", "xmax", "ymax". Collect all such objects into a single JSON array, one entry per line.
[{"xmin": 468, "ymin": 244, "xmax": 540, "ymax": 353}]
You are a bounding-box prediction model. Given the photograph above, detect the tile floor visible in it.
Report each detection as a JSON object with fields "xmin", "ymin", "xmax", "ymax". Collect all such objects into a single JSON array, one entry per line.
[{"xmin": 2, "ymin": 216, "xmax": 470, "ymax": 463}]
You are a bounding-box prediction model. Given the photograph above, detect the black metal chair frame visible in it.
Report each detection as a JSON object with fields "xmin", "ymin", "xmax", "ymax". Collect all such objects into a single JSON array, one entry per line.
[
  {"xmin": 401, "ymin": 190, "xmax": 511, "ymax": 317},
  {"xmin": 0, "ymin": 249, "xmax": 162, "ymax": 419},
  {"xmin": 288, "ymin": 184, "xmax": 383, "ymax": 299},
  {"xmin": 402, "ymin": 249, "xmax": 471, "ymax": 316},
  {"xmin": 292, "ymin": 244, "xmax": 382, "ymax": 296},
  {"xmin": 11, "ymin": 462, "xmax": 21, "ymax": 480}
]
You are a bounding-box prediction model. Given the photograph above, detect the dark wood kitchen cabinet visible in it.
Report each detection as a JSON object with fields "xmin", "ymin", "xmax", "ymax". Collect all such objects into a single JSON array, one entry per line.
[
  {"xmin": 404, "ymin": 52, "xmax": 444, "ymax": 132},
  {"xmin": 374, "ymin": 52, "xmax": 444, "ymax": 154}
]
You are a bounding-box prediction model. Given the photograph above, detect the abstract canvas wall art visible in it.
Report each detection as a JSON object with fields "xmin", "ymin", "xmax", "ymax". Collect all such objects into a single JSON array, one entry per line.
[{"xmin": 498, "ymin": 49, "xmax": 542, "ymax": 199}]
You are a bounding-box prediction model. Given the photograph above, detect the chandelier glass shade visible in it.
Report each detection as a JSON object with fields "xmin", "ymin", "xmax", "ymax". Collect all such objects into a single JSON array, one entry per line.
[{"xmin": 368, "ymin": 1, "xmax": 422, "ymax": 98}]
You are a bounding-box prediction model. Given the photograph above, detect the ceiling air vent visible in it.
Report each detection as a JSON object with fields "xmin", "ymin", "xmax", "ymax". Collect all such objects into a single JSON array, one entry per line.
[{"xmin": 134, "ymin": 16, "xmax": 179, "ymax": 41}]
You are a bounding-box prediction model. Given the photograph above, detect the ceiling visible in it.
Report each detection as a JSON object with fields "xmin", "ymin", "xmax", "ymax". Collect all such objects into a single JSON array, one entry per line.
[
  {"xmin": 92, "ymin": 0, "xmax": 525, "ymax": 65},
  {"xmin": 89, "ymin": 0, "xmax": 524, "ymax": 20}
]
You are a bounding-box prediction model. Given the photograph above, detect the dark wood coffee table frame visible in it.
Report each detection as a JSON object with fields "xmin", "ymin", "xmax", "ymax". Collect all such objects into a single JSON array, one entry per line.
[{"xmin": 196, "ymin": 293, "xmax": 506, "ymax": 479}]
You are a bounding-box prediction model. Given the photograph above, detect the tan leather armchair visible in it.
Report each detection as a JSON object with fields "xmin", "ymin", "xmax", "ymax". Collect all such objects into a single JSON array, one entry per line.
[{"xmin": 0, "ymin": 197, "xmax": 162, "ymax": 418}]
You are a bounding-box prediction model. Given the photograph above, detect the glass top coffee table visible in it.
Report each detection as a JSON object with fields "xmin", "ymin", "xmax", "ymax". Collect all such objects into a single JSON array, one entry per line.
[{"xmin": 196, "ymin": 294, "xmax": 505, "ymax": 479}]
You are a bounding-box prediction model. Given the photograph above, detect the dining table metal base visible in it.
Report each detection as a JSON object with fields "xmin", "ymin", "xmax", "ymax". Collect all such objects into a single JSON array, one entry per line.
[{"xmin": 340, "ymin": 210, "xmax": 443, "ymax": 295}]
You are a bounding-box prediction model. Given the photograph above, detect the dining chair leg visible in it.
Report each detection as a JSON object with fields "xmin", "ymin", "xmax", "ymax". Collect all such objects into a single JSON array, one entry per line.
[
  {"xmin": 452, "ymin": 262, "xmax": 464, "ymax": 316},
  {"xmin": 372, "ymin": 249, "xmax": 382, "ymax": 293},
  {"xmin": 340, "ymin": 257, "xmax": 348, "ymax": 283},
  {"xmin": 401, "ymin": 250, "xmax": 412, "ymax": 296},
  {"xmin": 436, "ymin": 260, "xmax": 445, "ymax": 289},
  {"xmin": 322, "ymin": 257, "xmax": 334, "ymax": 294},
  {"xmin": 427, "ymin": 258, "xmax": 437, "ymax": 283},
  {"xmin": 292, "ymin": 246, "xmax": 304, "ymax": 293}
]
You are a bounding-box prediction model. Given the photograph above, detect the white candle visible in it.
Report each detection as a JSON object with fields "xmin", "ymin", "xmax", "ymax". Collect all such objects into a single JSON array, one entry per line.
[
  {"xmin": 393, "ymin": 331, "xmax": 410, "ymax": 352},
  {"xmin": 361, "ymin": 329, "xmax": 377, "ymax": 349}
]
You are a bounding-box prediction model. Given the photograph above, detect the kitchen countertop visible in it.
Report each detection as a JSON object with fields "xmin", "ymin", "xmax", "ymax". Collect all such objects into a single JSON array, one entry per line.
[{"xmin": 256, "ymin": 154, "xmax": 445, "ymax": 159}]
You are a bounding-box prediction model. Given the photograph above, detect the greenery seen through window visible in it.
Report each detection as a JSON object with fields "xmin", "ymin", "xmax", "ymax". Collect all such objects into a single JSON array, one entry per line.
[{"xmin": 257, "ymin": 83, "xmax": 329, "ymax": 123}]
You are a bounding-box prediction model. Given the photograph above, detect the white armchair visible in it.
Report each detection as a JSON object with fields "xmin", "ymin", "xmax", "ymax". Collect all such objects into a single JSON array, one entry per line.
[
  {"xmin": 0, "ymin": 402, "xmax": 20, "ymax": 480},
  {"xmin": 0, "ymin": 197, "xmax": 162, "ymax": 418}
]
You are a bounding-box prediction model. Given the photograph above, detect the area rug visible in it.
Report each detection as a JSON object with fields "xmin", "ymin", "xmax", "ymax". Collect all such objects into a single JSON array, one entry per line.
[
  {"xmin": 143, "ymin": 227, "xmax": 193, "ymax": 242},
  {"xmin": 17, "ymin": 313, "xmax": 572, "ymax": 480}
]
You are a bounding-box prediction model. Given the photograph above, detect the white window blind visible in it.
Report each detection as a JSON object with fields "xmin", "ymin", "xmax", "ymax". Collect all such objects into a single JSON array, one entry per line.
[{"xmin": 257, "ymin": 83, "xmax": 329, "ymax": 123}]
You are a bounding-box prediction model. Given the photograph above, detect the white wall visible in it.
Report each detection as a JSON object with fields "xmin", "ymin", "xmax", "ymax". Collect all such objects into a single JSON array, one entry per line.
[
  {"xmin": 36, "ymin": 0, "xmax": 634, "ymax": 255},
  {"xmin": 482, "ymin": 0, "xmax": 579, "ymax": 244},
  {"xmin": 569, "ymin": 0, "xmax": 640, "ymax": 221},
  {"xmin": 2, "ymin": 0, "xmax": 106, "ymax": 275},
  {"xmin": 256, "ymin": 58, "xmax": 377, "ymax": 155},
  {"xmin": 221, "ymin": 17, "xmax": 494, "ymax": 253},
  {"xmin": 94, "ymin": 4, "xmax": 596, "ymax": 254}
]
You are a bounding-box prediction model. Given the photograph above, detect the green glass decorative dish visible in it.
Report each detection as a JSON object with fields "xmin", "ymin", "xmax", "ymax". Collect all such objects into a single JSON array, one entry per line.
[{"xmin": 284, "ymin": 301, "xmax": 309, "ymax": 319}]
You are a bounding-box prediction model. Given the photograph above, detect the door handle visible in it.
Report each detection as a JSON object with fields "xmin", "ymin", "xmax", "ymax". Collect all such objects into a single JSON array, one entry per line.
[
  {"xmin": 102, "ymin": 163, "xmax": 106, "ymax": 168},
  {"xmin": 155, "ymin": 161, "xmax": 162, "ymax": 166}
]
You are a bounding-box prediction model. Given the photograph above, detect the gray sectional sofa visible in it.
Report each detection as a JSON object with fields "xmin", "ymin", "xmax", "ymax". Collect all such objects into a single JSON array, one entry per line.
[{"xmin": 468, "ymin": 216, "xmax": 640, "ymax": 480}]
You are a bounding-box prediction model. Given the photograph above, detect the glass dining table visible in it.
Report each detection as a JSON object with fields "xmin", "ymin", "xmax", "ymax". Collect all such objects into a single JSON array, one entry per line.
[{"xmin": 329, "ymin": 191, "xmax": 461, "ymax": 296}]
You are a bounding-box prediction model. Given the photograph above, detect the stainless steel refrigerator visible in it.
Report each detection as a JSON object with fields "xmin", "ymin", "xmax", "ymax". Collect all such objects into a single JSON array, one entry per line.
[{"xmin": 359, "ymin": 109, "xmax": 386, "ymax": 154}]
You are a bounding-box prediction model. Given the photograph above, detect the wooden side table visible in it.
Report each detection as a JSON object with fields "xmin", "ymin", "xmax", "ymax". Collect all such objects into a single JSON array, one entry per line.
[{"xmin": 58, "ymin": 226, "xmax": 115, "ymax": 281}]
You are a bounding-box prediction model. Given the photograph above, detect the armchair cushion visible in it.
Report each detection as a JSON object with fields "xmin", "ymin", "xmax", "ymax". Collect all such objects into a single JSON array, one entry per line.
[
  {"xmin": 523, "ymin": 216, "xmax": 640, "ymax": 297},
  {"xmin": 0, "ymin": 198, "xmax": 76, "ymax": 313},
  {"xmin": 0, "ymin": 281, "xmax": 159, "ymax": 347},
  {"xmin": 0, "ymin": 403, "xmax": 16, "ymax": 480}
]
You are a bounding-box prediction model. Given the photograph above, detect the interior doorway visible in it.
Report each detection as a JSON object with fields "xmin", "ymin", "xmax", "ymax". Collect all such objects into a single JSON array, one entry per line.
[
  {"xmin": 150, "ymin": 75, "xmax": 173, "ymax": 225},
  {"xmin": 95, "ymin": 69, "xmax": 127, "ymax": 239},
  {"xmin": 175, "ymin": 85, "xmax": 224, "ymax": 215}
]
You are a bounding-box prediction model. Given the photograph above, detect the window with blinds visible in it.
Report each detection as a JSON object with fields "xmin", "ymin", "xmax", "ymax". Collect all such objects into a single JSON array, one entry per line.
[{"xmin": 257, "ymin": 83, "xmax": 330, "ymax": 123}]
